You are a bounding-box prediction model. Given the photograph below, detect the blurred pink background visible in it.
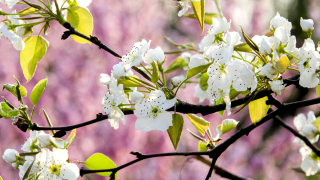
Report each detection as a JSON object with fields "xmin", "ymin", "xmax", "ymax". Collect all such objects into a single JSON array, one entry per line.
[{"xmin": 1, "ymin": 0, "xmax": 320, "ymax": 179}]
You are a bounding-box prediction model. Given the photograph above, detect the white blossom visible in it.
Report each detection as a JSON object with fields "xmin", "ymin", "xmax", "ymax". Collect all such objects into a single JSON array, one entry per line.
[
  {"xmin": 19, "ymin": 156, "xmax": 39, "ymax": 179},
  {"xmin": 100, "ymin": 74, "xmax": 111, "ymax": 86},
  {"xmin": 228, "ymin": 60, "xmax": 257, "ymax": 92},
  {"xmin": 102, "ymin": 76, "xmax": 129, "ymax": 129},
  {"xmin": 293, "ymin": 111, "xmax": 319, "ymax": 143},
  {"xmin": 122, "ymin": 39, "xmax": 150, "ymax": 69},
  {"xmin": 259, "ymin": 63, "xmax": 278, "ymax": 80},
  {"xmin": 269, "ymin": 12, "xmax": 292, "ymax": 31},
  {"xmin": 300, "ymin": 17, "xmax": 314, "ymax": 32},
  {"xmin": 178, "ymin": 0, "xmax": 190, "ymax": 17},
  {"xmin": 189, "ymin": 54, "xmax": 209, "ymax": 69},
  {"xmin": 171, "ymin": 75, "xmax": 186, "ymax": 87},
  {"xmin": 111, "ymin": 63, "xmax": 133, "ymax": 79},
  {"xmin": 299, "ymin": 146, "xmax": 320, "ymax": 176},
  {"xmin": 298, "ymin": 38, "xmax": 320, "ymax": 88},
  {"xmin": 144, "ymin": 46, "xmax": 165, "ymax": 64},
  {"xmin": 37, "ymin": 148, "xmax": 79, "ymax": 180},
  {"xmin": 3, "ymin": 149, "xmax": 19, "ymax": 163},
  {"xmin": 0, "ymin": 22, "xmax": 25, "ymax": 50},
  {"xmin": 0, "ymin": 0, "xmax": 18, "ymax": 8},
  {"xmin": 206, "ymin": 85, "xmax": 231, "ymax": 115},
  {"xmin": 37, "ymin": 131, "xmax": 65, "ymax": 148},
  {"xmin": 269, "ymin": 80, "xmax": 285, "ymax": 95},
  {"xmin": 181, "ymin": 52, "xmax": 191, "ymax": 63},
  {"xmin": 134, "ymin": 90, "xmax": 176, "ymax": 132},
  {"xmin": 21, "ymin": 130, "xmax": 40, "ymax": 152},
  {"xmin": 129, "ymin": 90, "xmax": 144, "ymax": 104}
]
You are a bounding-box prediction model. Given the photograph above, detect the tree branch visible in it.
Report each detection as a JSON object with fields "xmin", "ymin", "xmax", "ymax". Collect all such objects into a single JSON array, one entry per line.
[
  {"xmin": 80, "ymin": 151, "xmax": 210, "ymax": 176},
  {"xmin": 79, "ymin": 97, "xmax": 320, "ymax": 177},
  {"xmin": 273, "ymin": 115, "xmax": 320, "ymax": 157},
  {"xmin": 195, "ymin": 155, "xmax": 251, "ymax": 180}
]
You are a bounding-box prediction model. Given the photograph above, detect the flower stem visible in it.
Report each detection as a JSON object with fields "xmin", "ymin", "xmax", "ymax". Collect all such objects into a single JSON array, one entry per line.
[{"xmin": 214, "ymin": 0, "xmax": 224, "ymax": 18}]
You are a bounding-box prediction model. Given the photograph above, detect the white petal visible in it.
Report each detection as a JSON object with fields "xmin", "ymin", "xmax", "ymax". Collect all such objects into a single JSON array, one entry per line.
[
  {"xmin": 135, "ymin": 117, "xmax": 156, "ymax": 132},
  {"xmin": 154, "ymin": 112, "xmax": 173, "ymax": 131},
  {"xmin": 52, "ymin": 148, "xmax": 68, "ymax": 163},
  {"xmin": 301, "ymin": 156, "xmax": 319, "ymax": 176},
  {"xmin": 293, "ymin": 114, "xmax": 307, "ymax": 132},
  {"xmin": 61, "ymin": 163, "xmax": 80, "ymax": 180}
]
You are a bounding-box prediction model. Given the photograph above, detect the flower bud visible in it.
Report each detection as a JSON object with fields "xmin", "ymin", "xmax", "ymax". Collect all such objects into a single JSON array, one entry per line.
[
  {"xmin": 300, "ymin": 17, "xmax": 314, "ymax": 32},
  {"xmin": 129, "ymin": 91, "xmax": 144, "ymax": 104},
  {"xmin": 171, "ymin": 75, "xmax": 186, "ymax": 87},
  {"xmin": 3, "ymin": 149, "xmax": 19, "ymax": 163},
  {"xmin": 269, "ymin": 80, "xmax": 285, "ymax": 95}
]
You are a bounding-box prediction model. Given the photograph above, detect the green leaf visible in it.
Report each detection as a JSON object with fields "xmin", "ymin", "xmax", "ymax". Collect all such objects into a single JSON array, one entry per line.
[
  {"xmin": 2, "ymin": 84, "xmax": 27, "ymax": 98},
  {"xmin": 167, "ymin": 114, "xmax": 184, "ymax": 150},
  {"xmin": 275, "ymin": 55, "xmax": 289, "ymax": 73},
  {"xmin": 164, "ymin": 57, "xmax": 188, "ymax": 74},
  {"xmin": 0, "ymin": 102, "xmax": 18, "ymax": 119},
  {"xmin": 233, "ymin": 43, "xmax": 252, "ymax": 53},
  {"xmin": 184, "ymin": 12, "xmax": 218, "ymax": 25},
  {"xmin": 317, "ymin": 85, "xmax": 320, "ymax": 106},
  {"xmin": 312, "ymin": 117, "xmax": 320, "ymax": 131},
  {"xmin": 22, "ymin": 159, "xmax": 35, "ymax": 180},
  {"xmin": 199, "ymin": 73, "xmax": 209, "ymax": 90},
  {"xmin": 190, "ymin": 0, "xmax": 205, "ymax": 32},
  {"xmin": 248, "ymin": 96, "xmax": 269, "ymax": 124},
  {"xmin": 186, "ymin": 114, "xmax": 210, "ymax": 136},
  {"xmin": 216, "ymin": 97, "xmax": 224, "ymax": 117},
  {"xmin": 67, "ymin": 6, "xmax": 93, "ymax": 44},
  {"xmin": 84, "ymin": 153, "xmax": 118, "ymax": 178},
  {"xmin": 0, "ymin": 175, "xmax": 2, "ymax": 180},
  {"xmin": 151, "ymin": 61, "xmax": 160, "ymax": 84},
  {"xmin": 30, "ymin": 78, "xmax": 48, "ymax": 106},
  {"xmin": 198, "ymin": 141, "xmax": 208, "ymax": 151},
  {"xmin": 64, "ymin": 129, "xmax": 76, "ymax": 148},
  {"xmin": 230, "ymin": 88, "xmax": 241, "ymax": 100},
  {"xmin": 119, "ymin": 75, "xmax": 143, "ymax": 87},
  {"xmin": 216, "ymin": 119, "xmax": 239, "ymax": 136},
  {"xmin": 20, "ymin": 36, "xmax": 49, "ymax": 82},
  {"xmin": 187, "ymin": 62, "xmax": 213, "ymax": 79}
]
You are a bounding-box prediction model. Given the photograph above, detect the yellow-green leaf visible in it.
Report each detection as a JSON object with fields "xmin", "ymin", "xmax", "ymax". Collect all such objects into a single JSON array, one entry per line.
[
  {"xmin": 84, "ymin": 153, "xmax": 118, "ymax": 178},
  {"xmin": 217, "ymin": 119, "xmax": 239, "ymax": 136},
  {"xmin": 216, "ymin": 97, "xmax": 224, "ymax": 117},
  {"xmin": 67, "ymin": 6, "xmax": 93, "ymax": 44},
  {"xmin": 248, "ymin": 96, "xmax": 269, "ymax": 124},
  {"xmin": 312, "ymin": 117, "xmax": 320, "ymax": 131},
  {"xmin": 0, "ymin": 175, "xmax": 3, "ymax": 180},
  {"xmin": 20, "ymin": 36, "xmax": 49, "ymax": 82},
  {"xmin": 151, "ymin": 61, "xmax": 160, "ymax": 84},
  {"xmin": 167, "ymin": 114, "xmax": 184, "ymax": 150},
  {"xmin": 184, "ymin": 12, "xmax": 217, "ymax": 25},
  {"xmin": 2, "ymin": 84, "xmax": 27, "ymax": 98},
  {"xmin": 275, "ymin": 55, "xmax": 289, "ymax": 73},
  {"xmin": 233, "ymin": 43, "xmax": 252, "ymax": 53},
  {"xmin": 198, "ymin": 141, "xmax": 208, "ymax": 151},
  {"xmin": 164, "ymin": 57, "xmax": 188, "ymax": 73},
  {"xmin": 118, "ymin": 75, "xmax": 143, "ymax": 87},
  {"xmin": 18, "ymin": 7, "xmax": 37, "ymax": 17},
  {"xmin": 200, "ymin": 73, "xmax": 209, "ymax": 90},
  {"xmin": 64, "ymin": 129, "xmax": 76, "ymax": 148},
  {"xmin": 186, "ymin": 114, "xmax": 210, "ymax": 136},
  {"xmin": 187, "ymin": 62, "xmax": 213, "ymax": 79},
  {"xmin": 30, "ymin": 78, "xmax": 48, "ymax": 106},
  {"xmin": 190, "ymin": 0, "xmax": 205, "ymax": 32}
]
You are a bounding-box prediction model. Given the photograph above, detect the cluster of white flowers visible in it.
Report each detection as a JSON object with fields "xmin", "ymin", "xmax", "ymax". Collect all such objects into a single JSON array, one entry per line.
[
  {"xmin": 100, "ymin": 39, "xmax": 177, "ymax": 132},
  {"xmin": 2, "ymin": 130, "xmax": 79, "ymax": 180},
  {"xmin": 293, "ymin": 111, "xmax": 320, "ymax": 176}
]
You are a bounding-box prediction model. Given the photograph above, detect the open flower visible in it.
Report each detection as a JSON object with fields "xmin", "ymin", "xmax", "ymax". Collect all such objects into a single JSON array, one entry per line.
[
  {"xmin": 134, "ymin": 90, "xmax": 176, "ymax": 132},
  {"xmin": 144, "ymin": 46, "xmax": 165, "ymax": 64},
  {"xmin": 37, "ymin": 148, "xmax": 79, "ymax": 180},
  {"xmin": 299, "ymin": 146, "xmax": 320, "ymax": 176},
  {"xmin": 0, "ymin": 0, "xmax": 19, "ymax": 8},
  {"xmin": 269, "ymin": 12, "xmax": 292, "ymax": 31},
  {"xmin": 269, "ymin": 80, "xmax": 285, "ymax": 95},
  {"xmin": 122, "ymin": 39, "xmax": 150, "ymax": 69},
  {"xmin": 102, "ymin": 76, "xmax": 129, "ymax": 129},
  {"xmin": 21, "ymin": 130, "xmax": 41, "ymax": 152},
  {"xmin": 293, "ymin": 111, "xmax": 319, "ymax": 143}
]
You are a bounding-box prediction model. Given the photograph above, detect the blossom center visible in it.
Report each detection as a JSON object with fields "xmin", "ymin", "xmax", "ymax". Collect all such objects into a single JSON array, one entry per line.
[
  {"xmin": 151, "ymin": 107, "xmax": 160, "ymax": 117},
  {"xmin": 49, "ymin": 164, "xmax": 62, "ymax": 176}
]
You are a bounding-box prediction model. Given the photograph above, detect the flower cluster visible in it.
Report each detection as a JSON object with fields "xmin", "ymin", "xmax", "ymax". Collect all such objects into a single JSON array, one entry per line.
[
  {"xmin": 2, "ymin": 130, "xmax": 79, "ymax": 180},
  {"xmin": 100, "ymin": 39, "xmax": 177, "ymax": 132},
  {"xmin": 293, "ymin": 111, "xmax": 320, "ymax": 176}
]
